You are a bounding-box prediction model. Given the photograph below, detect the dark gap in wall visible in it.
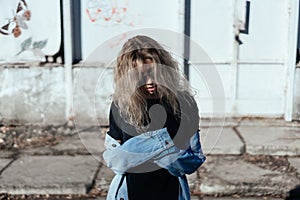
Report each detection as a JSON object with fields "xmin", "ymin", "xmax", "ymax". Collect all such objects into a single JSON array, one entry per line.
[
  {"xmin": 71, "ymin": 0, "xmax": 82, "ymax": 64},
  {"xmin": 184, "ymin": 0, "xmax": 191, "ymax": 80}
]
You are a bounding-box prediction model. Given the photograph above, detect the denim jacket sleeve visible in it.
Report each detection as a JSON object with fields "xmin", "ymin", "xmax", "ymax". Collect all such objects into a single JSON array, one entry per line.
[
  {"xmin": 103, "ymin": 127, "xmax": 205, "ymax": 176},
  {"xmin": 102, "ymin": 128, "xmax": 176, "ymax": 174},
  {"xmin": 153, "ymin": 130, "xmax": 206, "ymax": 176}
]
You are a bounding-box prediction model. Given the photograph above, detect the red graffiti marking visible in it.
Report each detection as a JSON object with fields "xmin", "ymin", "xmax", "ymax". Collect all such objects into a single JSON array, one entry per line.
[{"xmin": 85, "ymin": 0, "xmax": 139, "ymax": 26}]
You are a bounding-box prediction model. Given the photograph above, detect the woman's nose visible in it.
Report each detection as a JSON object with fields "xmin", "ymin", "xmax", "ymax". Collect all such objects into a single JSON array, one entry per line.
[{"xmin": 145, "ymin": 76, "xmax": 153, "ymax": 85}]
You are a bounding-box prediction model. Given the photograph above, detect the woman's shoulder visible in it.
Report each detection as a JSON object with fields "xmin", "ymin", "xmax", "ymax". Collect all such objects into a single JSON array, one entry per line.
[
  {"xmin": 109, "ymin": 101, "xmax": 123, "ymax": 123},
  {"xmin": 110, "ymin": 100, "xmax": 122, "ymax": 114},
  {"xmin": 175, "ymin": 90, "xmax": 199, "ymax": 117},
  {"xmin": 177, "ymin": 90, "xmax": 197, "ymax": 104},
  {"xmin": 177, "ymin": 90, "xmax": 193, "ymax": 98}
]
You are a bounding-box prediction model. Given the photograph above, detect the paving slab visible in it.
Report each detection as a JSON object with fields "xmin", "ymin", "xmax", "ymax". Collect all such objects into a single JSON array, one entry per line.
[
  {"xmin": 200, "ymin": 118, "xmax": 240, "ymax": 127},
  {"xmin": 78, "ymin": 131, "xmax": 105, "ymax": 158},
  {"xmin": 20, "ymin": 131, "xmax": 105, "ymax": 158},
  {"xmin": 51, "ymin": 135, "xmax": 90, "ymax": 154},
  {"xmin": 237, "ymin": 127, "xmax": 300, "ymax": 155},
  {"xmin": 89, "ymin": 197, "xmax": 282, "ymax": 200},
  {"xmin": 19, "ymin": 137, "xmax": 89, "ymax": 156},
  {"xmin": 187, "ymin": 171, "xmax": 200, "ymax": 193},
  {"xmin": 0, "ymin": 151, "xmax": 15, "ymax": 159},
  {"xmin": 94, "ymin": 163, "xmax": 115, "ymax": 194},
  {"xmin": 94, "ymin": 165, "xmax": 201, "ymax": 196},
  {"xmin": 87, "ymin": 195, "xmax": 283, "ymax": 199},
  {"xmin": 288, "ymin": 157, "xmax": 300, "ymax": 174},
  {"xmin": 199, "ymin": 156, "xmax": 299, "ymax": 196},
  {"xmin": 202, "ymin": 198, "xmax": 282, "ymax": 200},
  {"xmin": 21, "ymin": 146, "xmax": 60, "ymax": 156},
  {"xmin": 86, "ymin": 196, "xmax": 282, "ymax": 200},
  {"xmin": 0, "ymin": 158, "xmax": 12, "ymax": 172},
  {"xmin": 239, "ymin": 118, "xmax": 300, "ymax": 128},
  {"xmin": 0, "ymin": 155, "xmax": 100, "ymax": 195},
  {"xmin": 201, "ymin": 128, "xmax": 244, "ymax": 155}
]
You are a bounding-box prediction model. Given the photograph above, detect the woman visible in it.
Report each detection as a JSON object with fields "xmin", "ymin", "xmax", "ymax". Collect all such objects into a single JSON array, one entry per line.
[{"xmin": 104, "ymin": 35, "xmax": 205, "ymax": 200}]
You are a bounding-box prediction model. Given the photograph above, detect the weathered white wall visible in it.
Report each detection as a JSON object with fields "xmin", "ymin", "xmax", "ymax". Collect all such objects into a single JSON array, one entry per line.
[
  {"xmin": 81, "ymin": 0, "xmax": 184, "ymax": 60},
  {"xmin": 0, "ymin": 67, "xmax": 65, "ymax": 124},
  {"xmin": 190, "ymin": 0, "xmax": 297, "ymax": 118},
  {"xmin": 0, "ymin": 64, "xmax": 114, "ymax": 126},
  {"xmin": 72, "ymin": 67, "xmax": 114, "ymax": 127},
  {"xmin": 293, "ymin": 67, "xmax": 300, "ymax": 119},
  {"xmin": 190, "ymin": 0, "xmax": 236, "ymax": 63},
  {"xmin": 0, "ymin": 0, "xmax": 299, "ymax": 125},
  {"xmin": 239, "ymin": 0, "xmax": 287, "ymax": 61}
]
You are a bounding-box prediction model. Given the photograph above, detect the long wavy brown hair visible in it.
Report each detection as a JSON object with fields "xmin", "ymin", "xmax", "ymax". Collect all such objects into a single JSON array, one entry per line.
[{"xmin": 113, "ymin": 35, "xmax": 191, "ymax": 130}]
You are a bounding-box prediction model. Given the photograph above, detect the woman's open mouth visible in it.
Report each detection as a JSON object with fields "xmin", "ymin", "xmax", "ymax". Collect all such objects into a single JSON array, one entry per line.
[{"xmin": 145, "ymin": 84, "xmax": 156, "ymax": 94}]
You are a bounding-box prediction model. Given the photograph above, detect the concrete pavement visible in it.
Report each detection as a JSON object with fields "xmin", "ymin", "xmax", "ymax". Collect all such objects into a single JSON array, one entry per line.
[
  {"xmin": 87, "ymin": 197, "xmax": 282, "ymax": 200},
  {"xmin": 0, "ymin": 118, "xmax": 299, "ymax": 199}
]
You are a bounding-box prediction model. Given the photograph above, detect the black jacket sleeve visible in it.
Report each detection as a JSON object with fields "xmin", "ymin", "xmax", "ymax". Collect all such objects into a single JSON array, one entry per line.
[
  {"xmin": 173, "ymin": 91, "xmax": 199, "ymax": 149},
  {"xmin": 107, "ymin": 102, "xmax": 123, "ymax": 141}
]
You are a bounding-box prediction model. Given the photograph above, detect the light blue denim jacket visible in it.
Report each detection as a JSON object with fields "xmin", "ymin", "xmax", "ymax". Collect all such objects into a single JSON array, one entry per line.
[{"xmin": 103, "ymin": 128, "xmax": 206, "ymax": 200}]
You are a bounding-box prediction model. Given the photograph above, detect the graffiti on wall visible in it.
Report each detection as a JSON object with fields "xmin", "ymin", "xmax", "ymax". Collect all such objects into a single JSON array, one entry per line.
[
  {"xmin": 0, "ymin": 0, "xmax": 31, "ymax": 38},
  {"xmin": 16, "ymin": 37, "xmax": 48, "ymax": 57},
  {"xmin": 84, "ymin": 0, "xmax": 141, "ymax": 50},
  {"xmin": 0, "ymin": 0, "xmax": 60, "ymax": 63},
  {"xmin": 0, "ymin": 0, "xmax": 48, "ymax": 59},
  {"xmin": 85, "ymin": 0, "xmax": 141, "ymax": 27}
]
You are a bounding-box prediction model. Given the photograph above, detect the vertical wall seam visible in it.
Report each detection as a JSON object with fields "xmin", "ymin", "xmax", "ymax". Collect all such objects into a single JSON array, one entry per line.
[
  {"xmin": 284, "ymin": 0, "xmax": 299, "ymax": 121},
  {"xmin": 231, "ymin": 0, "xmax": 240, "ymax": 114},
  {"xmin": 62, "ymin": 0, "xmax": 74, "ymax": 122}
]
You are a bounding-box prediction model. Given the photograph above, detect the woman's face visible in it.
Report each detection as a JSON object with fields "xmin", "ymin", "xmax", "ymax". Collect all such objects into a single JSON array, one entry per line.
[{"xmin": 139, "ymin": 58, "xmax": 156, "ymax": 95}]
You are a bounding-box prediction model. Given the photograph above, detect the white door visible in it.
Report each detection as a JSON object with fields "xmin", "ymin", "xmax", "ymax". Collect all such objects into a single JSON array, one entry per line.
[{"xmin": 190, "ymin": 0, "xmax": 299, "ymax": 119}]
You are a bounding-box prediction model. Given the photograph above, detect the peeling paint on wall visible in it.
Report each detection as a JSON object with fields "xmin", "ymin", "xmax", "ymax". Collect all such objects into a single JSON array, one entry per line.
[{"xmin": 0, "ymin": 67, "xmax": 66, "ymax": 124}]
